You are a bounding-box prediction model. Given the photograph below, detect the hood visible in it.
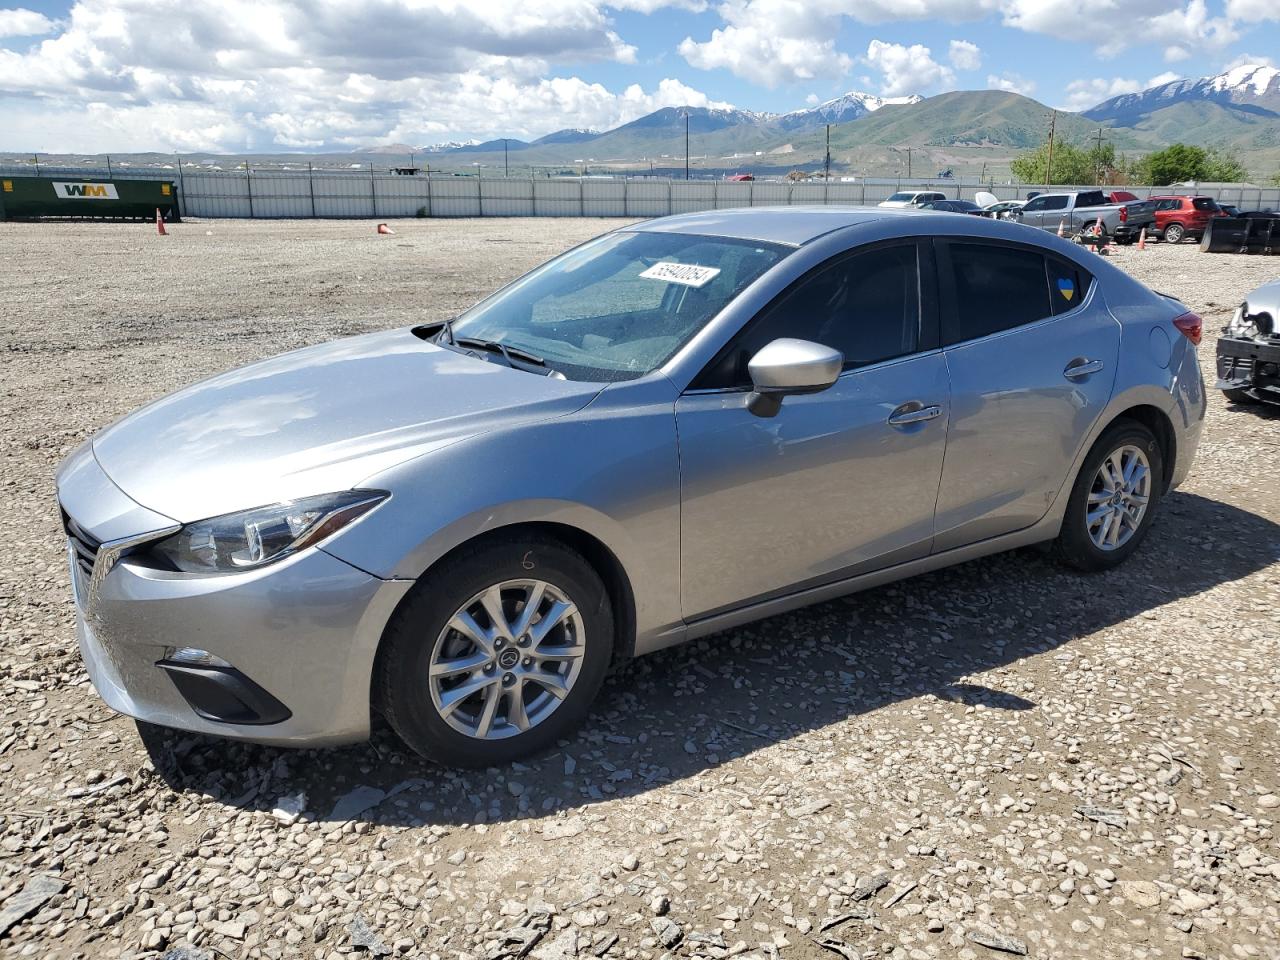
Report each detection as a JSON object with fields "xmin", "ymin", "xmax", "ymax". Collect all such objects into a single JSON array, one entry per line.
[{"xmin": 92, "ymin": 328, "xmax": 602, "ymax": 523}]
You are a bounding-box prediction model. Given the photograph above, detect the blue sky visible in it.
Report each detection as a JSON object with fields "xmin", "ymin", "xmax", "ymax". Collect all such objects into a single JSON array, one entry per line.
[{"xmin": 1, "ymin": 0, "xmax": 1276, "ymax": 152}]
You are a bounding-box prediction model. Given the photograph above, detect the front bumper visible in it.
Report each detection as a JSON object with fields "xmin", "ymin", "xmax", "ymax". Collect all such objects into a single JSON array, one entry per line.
[
  {"xmin": 1216, "ymin": 335, "xmax": 1280, "ymax": 402},
  {"xmin": 58, "ymin": 445, "xmax": 413, "ymax": 746}
]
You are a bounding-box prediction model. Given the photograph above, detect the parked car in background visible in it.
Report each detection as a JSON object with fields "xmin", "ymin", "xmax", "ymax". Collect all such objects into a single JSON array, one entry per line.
[
  {"xmin": 982, "ymin": 200, "xmax": 1025, "ymax": 219},
  {"xmin": 1107, "ymin": 191, "xmax": 1140, "ymax": 203},
  {"xmin": 55, "ymin": 207, "xmax": 1205, "ymax": 766},
  {"xmin": 1150, "ymin": 195, "xmax": 1226, "ymax": 243},
  {"xmin": 725, "ymin": 173, "xmax": 755, "ymax": 182},
  {"xmin": 1013, "ymin": 190, "xmax": 1156, "ymax": 243},
  {"xmin": 918, "ymin": 199, "xmax": 985, "ymax": 215},
  {"xmin": 1217, "ymin": 279, "xmax": 1280, "ymax": 406},
  {"xmin": 1219, "ymin": 204, "xmax": 1242, "ymax": 217},
  {"xmin": 878, "ymin": 191, "xmax": 947, "ymax": 208}
]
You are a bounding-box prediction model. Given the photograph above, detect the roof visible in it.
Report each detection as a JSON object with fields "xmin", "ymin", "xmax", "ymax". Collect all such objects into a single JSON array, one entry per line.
[{"xmin": 629, "ymin": 205, "xmax": 890, "ymax": 246}]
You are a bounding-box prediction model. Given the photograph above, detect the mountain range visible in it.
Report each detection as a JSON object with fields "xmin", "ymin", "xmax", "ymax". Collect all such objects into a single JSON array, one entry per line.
[{"xmin": 379, "ymin": 65, "xmax": 1277, "ymax": 179}]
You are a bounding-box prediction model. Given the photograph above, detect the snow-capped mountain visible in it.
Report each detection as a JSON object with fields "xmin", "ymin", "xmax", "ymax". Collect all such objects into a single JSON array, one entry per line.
[
  {"xmin": 420, "ymin": 138, "xmax": 483, "ymax": 153},
  {"xmin": 772, "ymin": 92, "xmax": 923, "ymax": 131},
  {"xmin": 1085, "ymin": 64, "xmax": 1280, "ymax": 121}
]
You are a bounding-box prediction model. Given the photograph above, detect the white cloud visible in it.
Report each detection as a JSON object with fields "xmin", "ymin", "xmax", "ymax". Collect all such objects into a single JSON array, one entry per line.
[
  {"xmin": 987, "ymin": 72, "xmax": 1034, "ymax": 95},
  {"xmin": 948, "ymin": 39, "xmax": 982, "ymax": 71},
  {"xmin": 0, "ymin": 0, "xmax": 736, "ymax": 151},
  {"xmin": 864, "ymin": 40, "xmax": 954, "ymax": 96},
  {"xmin": 1225, "ymin": 0, "xmax": 1278, "ymax": 21},
  {"xmin": 1060, "ymin": 72, "xmax": 1186, "ymax": 111},
  {"xmin": 1222, "ymin": 52, "xmax": 1276, "ymax": 69},
  {"xmin": 0, "ymin": 7, "xmax": 55, "ymax": 37},
  {"xmin": 678, "ymin": 1, "xmax": 852, "ymax": 87}
]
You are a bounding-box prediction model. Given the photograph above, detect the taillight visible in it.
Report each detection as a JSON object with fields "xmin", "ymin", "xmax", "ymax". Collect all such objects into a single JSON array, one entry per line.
[
  {"xmin": 1173, "ymin": 312, "xmax": 1203, "ymax": 345},
  {"xmin": 1120, "ymin": 206, "xmax": 1128, "ymax": 222}
]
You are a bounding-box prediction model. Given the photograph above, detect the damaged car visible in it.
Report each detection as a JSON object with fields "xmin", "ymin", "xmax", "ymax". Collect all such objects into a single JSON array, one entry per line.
[{"xmin": 1217, "ymin": 279, "xmax": 1280, "ymax": 405}]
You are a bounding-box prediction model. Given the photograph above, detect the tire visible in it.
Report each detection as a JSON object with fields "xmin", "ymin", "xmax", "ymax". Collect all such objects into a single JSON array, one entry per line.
[
  {"xmin": 1081, "ymin": 220, "xmax": 1106, "ymax": 240},
  {"xmin": 376, "ymin": 534, "xmax": 614, "ymax": 767},
  {"xmin": 1164, "ymin": 222, "xmax": 1185, "ymax": 244},
  {"xmin": 1054, "ymin": 419, "xmax": 1164, "ymax": 572},
  {"xmin": 1222, "ymin": 387, "xmax": 1259, "ymax": 405}
]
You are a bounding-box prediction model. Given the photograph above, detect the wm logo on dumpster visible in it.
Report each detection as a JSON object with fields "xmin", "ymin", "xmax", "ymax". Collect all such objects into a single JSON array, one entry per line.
[{"xmin": 53, "ymin": 182, "xmax": 120, "ymax": 200}]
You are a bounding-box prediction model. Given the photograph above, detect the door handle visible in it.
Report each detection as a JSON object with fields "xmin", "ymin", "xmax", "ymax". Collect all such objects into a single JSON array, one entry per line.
[
  {"xmin": 887, "ymin": 402, "xmax": 942, "ymax": 426},
  {"xmin": 1064, "ymin": 358, "xmax": 1105, "ymax": 380}
]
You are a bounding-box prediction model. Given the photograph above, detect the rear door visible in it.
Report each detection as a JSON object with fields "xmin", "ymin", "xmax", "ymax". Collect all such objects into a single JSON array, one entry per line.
[{"xmin": 931, "ymin": 239, "xmax": 1120, "ymax": 551}]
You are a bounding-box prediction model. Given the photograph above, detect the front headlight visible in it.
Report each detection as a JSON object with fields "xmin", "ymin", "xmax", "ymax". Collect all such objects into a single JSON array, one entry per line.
[{"xmin": 149, "ymin": 490, "xmax": 387, "ymax": 574}]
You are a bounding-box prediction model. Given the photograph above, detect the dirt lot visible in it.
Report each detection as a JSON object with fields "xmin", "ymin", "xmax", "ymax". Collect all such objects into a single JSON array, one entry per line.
[{"xmin": 0, "ymin": 219, "xmax": 1277, "ymax": 960}]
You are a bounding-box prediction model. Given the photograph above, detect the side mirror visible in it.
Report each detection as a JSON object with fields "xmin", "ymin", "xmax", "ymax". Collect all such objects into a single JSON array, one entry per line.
[{"xmin": 745, "ymin": 338, "xmax": 843, "ymax": 417}]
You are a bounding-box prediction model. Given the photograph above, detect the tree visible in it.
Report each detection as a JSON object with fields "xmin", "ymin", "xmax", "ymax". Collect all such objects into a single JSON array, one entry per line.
[
  {"xmin": 1136, "ymin": 144, "xmax": 1207, "ymax": 185},
  {"xmin": 1203, "ymin": 148, "xmax": 1248, "ymax": 182},
  {"xmin": 1010, "ymin": 138, "xmax": 1094, "ymax": 185}
]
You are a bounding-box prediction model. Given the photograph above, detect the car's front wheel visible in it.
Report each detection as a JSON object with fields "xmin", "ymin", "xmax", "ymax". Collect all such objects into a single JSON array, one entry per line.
[
  {"xmin": 1054, "ymin": 419, "xmax": 1164, "ymax": 572},
  {"xmin": 376, "ymin": 534, "xmax": 613, "ymax": 766}
]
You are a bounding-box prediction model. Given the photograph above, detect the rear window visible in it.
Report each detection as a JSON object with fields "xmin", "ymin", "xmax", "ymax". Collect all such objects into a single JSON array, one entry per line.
[
  {"xmin": 1192, "ymin": 197, "xmax": 1219, "ymax": 211},
  {"xmin": 942, "ymin": 242, "xmax": 1052, "ymax": 344},
  {"xmin": 1075, "ymin": 191, "xmax": 1107, "ymax": 207},
  {"xmin": 1047, "ymin": 258, "xmax": 1091, "ymax": 315}
]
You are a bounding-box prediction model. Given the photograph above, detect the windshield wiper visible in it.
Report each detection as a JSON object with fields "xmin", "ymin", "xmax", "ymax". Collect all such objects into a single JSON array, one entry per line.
[{"xmin": 456, "ymin": 337, "xmax": 548, "ymax": 368}]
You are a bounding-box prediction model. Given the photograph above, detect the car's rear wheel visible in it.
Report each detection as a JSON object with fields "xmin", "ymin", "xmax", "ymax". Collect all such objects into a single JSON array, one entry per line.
[
  {"xmin": 1054, "ymin": 420, "xmax": 1164, "ymax": 572},
  {"xmin": 376, "ymin": 534, "xmax": 613, "ymax": 767},
  {"xmin": 1164, "ymin": 222, "xmax": 1185, "ymax": 244}
]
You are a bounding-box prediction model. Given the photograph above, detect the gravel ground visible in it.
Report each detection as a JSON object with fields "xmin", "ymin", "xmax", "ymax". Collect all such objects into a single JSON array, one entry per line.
[{"xmin": 1, "ymin": 219, "xmax": 1278, "ymax": 960}]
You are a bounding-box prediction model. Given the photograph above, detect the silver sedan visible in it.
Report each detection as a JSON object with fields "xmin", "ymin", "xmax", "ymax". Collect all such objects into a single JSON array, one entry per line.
[{"xmin": 56, "ymin": 207, "xmax": 1207, "ymax": 766}]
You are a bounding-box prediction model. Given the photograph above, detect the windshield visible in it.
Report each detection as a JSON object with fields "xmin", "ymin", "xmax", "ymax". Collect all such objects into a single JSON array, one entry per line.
[
  {"xmin": 886, "ymin": 192, "xmax": 913, "ymax": 202},
  {"xmin": 447, "ymin": 231, "xmax": 790, "ymax": 381}
]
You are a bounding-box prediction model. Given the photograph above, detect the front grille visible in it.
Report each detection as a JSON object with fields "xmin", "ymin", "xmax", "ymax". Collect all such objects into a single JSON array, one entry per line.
[{"xmin": 62, "ymin": 509, "xmax": 101, "ymax": 582}]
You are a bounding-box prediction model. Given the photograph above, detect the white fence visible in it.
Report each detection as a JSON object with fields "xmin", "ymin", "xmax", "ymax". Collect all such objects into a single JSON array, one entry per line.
[{"xmin": 4, "ymin": 165, "xmax": 1279, "ymax": 219}]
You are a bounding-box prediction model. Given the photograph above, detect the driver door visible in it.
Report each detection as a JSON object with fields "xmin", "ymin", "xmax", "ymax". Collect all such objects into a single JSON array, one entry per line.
[{"xmin": 674, "ymin": 240, "xmax": 950, "ymax": 621}]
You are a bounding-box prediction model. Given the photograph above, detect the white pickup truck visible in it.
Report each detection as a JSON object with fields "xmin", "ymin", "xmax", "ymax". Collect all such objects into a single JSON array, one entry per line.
[{"xmin": 1012, "ymin": 190, "xmax": 1157, "ymax": 244}]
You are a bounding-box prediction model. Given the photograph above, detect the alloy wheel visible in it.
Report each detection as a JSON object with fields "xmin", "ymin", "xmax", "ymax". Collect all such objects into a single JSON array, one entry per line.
[
  {"xmin": 1085, "ymin": 445, "xmax": 1152, "ymax": 552},
  {"xmin": 429, "ymin": 579, "xmax": 586, "ymax": 740}
]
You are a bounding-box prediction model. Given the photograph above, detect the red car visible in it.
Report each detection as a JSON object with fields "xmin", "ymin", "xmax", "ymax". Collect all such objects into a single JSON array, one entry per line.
[{"xmin": 1150, "ymin": 195, "xmax": 1226, "ymax": 243}]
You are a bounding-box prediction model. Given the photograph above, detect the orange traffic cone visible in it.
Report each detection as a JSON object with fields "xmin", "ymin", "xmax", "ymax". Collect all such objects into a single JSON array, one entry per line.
[
  {"xmin": 1137, "ymin": 227, "xmax": 1147, "ymax": 250},
  {"xmin": 376, "ymin": 223, "xmax": 394, "ymax": 235},
  {"xmin": 155, "ymin": 208, "xmax": 167, "ymax": 236},
  {"xmin": 1057, "ymin": 218, "xmax": 1065, "ymax": 238}
]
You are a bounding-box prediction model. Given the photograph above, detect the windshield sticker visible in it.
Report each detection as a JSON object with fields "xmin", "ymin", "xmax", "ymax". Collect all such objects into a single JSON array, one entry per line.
[
  {"xmin": 1057, "ymin": 277, "xmax": 1075, "ymax": 302},
  {"xmin": 640, "ymin": 262, "xmax": 721, "ymax": 288}
]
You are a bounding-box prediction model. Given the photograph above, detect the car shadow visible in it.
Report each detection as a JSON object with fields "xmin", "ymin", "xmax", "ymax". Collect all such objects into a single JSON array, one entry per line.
[{"xmin": 140, "ymin": 491, "xmax": 1279, "ymax": 828}]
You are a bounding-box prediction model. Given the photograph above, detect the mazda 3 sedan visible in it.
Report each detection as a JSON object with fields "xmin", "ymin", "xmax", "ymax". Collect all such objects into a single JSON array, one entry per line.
[{"xmin": 57, "ymin": 208, "xmax": 1206, "ymax": 767}]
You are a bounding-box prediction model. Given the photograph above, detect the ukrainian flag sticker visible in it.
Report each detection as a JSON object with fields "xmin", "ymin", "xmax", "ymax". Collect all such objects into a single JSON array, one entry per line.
[{"xmin": 1057, "ymin": 277, "xmax": 1075, "ymax": 302}]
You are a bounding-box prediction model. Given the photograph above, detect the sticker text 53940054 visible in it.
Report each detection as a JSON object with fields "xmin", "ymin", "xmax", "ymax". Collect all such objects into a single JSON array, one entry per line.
[{"xmin": 639, "ymin": 262, "xmax": 722, "ymax": 288}]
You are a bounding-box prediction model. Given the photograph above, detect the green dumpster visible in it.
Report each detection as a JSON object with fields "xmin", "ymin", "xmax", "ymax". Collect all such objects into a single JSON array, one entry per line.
[{"xmin": 0, "ymin": 176, "xmax": 180, "ymax": 221}]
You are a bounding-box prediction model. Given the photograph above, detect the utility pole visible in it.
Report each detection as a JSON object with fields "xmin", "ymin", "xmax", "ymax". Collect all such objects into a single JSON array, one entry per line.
[
  {"xmin": 1045, "ymin": 110, "xmax": 1057, "ymax": 188},
  {"xmin": 906, "ymin": 147, "xmax": 912, "ymax": 179},
  {"xmin": 684, "ymin": 110, "xmax": 690, "ymax": 181},
  {"xmin": 1091, "ymin": 126, "xmax": 1107, "ymax": 184},
  {"xmin": 824, "ymin": 124, "xmax": 831, "ymax": 181}
]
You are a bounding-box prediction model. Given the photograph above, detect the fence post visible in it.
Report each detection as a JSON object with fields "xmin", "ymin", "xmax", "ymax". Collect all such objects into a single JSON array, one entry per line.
[
  {"xmin": 425, "ymin": 172, "xmax": 432, "ymax": 218},
  {"xmin": 712, "ymin": 178, "xmax": 718, "ymax": 212},
  {"xmin": 667, "ymin": 179, "xmax": 672, "ymax": 216},
  {"xmin": 860, "ymin": 182, "xmax": 866, "ymax": 206},
  {"xmin": 176, "ymin": 157, "xmax": 186, "ymax": 219},
  {"xmin": 623, "ymin": 179, "xmax": 629, "ymax": 218},
  {"xmin": 308, "ymin": 162, "xmax": 316, "ymax": 218},
  {"xmin": 579, "ymin": 178, "xmax": 585, "ymax": 217},
  {"xmin": 748, "ymin": 179, "xmax": 753, "ymax": 208},
  {"xmin": 370, "ymin": 163, "xmax": 377, "ymax": 219},
  {"xmin": 478, "ymin": 177, "xmax": 484, "ymax": 217},
  {"xmin": 531, "ymin": 178, "xmax": 537, "ymax": 218},
  {"xmin": 246, "ymin": 166, "xmax": 254, "ymax": 218}
]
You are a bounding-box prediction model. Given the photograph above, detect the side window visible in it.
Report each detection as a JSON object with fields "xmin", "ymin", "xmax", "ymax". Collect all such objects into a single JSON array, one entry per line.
[
  {"xmin": 1042, "ymin": 195, "xmax": 1070, "ymax": 211},
  {"xmin": 1046, "ymin": 257, "xmax": 1091, "ymax": 315},
  {"xmin": 692, "ymin": 244, "xmax": 921, "ymax": 390},
  {"xmin": 942, "ymin": 242, "xmax": 1052, "ymax": 344},
  {"xmin": 1022, "ymin": 197, "xmax": 1046, "ymax": 212}
]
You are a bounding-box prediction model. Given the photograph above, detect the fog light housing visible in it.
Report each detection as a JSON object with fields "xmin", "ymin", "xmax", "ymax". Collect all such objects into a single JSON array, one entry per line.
[{"xmin": 163, "ymin": 646, "xmax": 232, "ymax": 668}]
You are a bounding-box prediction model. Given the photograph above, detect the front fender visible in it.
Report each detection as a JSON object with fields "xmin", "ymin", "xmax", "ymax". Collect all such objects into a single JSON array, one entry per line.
[{"xmin": 321, "ymin": 376, "xmax": 685, "ymax": 648}]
